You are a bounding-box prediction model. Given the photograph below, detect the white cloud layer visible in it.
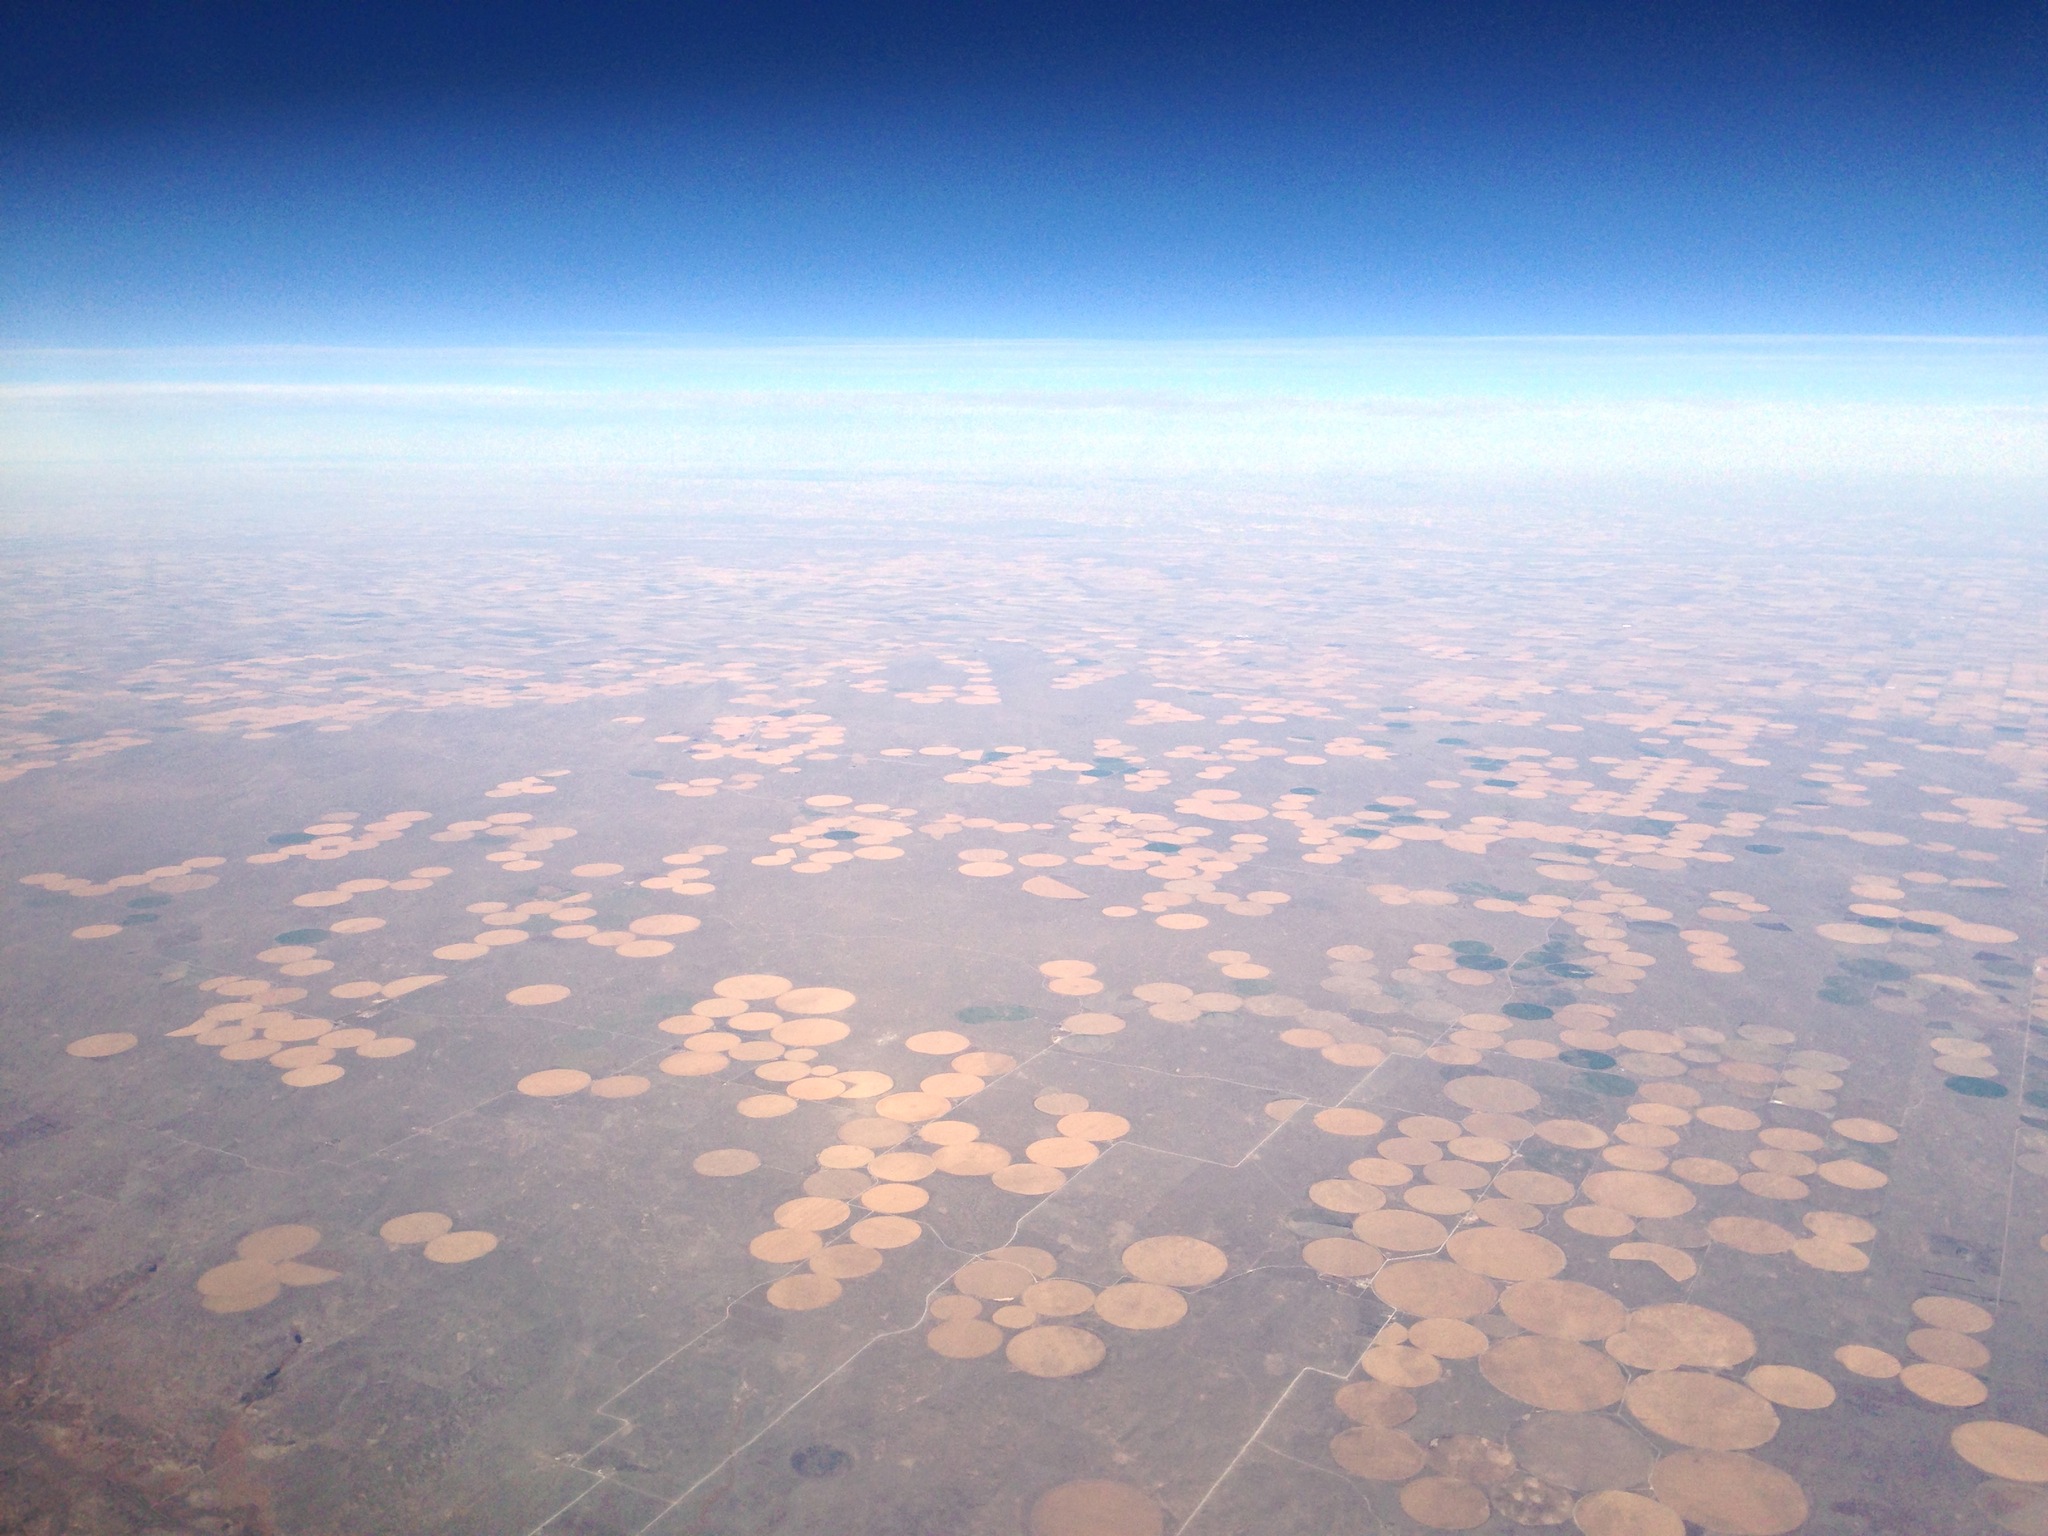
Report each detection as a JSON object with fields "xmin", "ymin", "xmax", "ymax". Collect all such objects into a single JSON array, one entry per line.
[{"xmin": 3, "ymin": 340, "xmax": 2042, "ymax": 531}]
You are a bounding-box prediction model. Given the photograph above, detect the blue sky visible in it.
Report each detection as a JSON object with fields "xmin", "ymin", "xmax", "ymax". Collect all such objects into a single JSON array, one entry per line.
[
  {"xmin": 4, "ymin": 2, "xmax": 2044, "ymax": 341},
  {"xmin": 5, "ymin": 5, "xmax": 2042, "ymax": 529}
]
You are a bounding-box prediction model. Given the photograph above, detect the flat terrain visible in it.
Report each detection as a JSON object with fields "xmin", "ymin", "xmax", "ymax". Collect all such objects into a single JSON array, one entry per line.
[{"xmin": 3, "ymin": 513, "xmax": 2044, "ymax": 1536}]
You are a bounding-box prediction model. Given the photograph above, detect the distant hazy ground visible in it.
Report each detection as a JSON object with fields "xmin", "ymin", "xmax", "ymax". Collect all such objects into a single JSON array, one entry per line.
[{"xmin": 2, "ymin": 337, "xmax": 2043, "ymax": 533}]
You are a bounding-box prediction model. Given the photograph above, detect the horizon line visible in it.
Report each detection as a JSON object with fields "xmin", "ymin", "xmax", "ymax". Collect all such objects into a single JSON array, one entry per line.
[{"xmin": 7, "ymin": 333, "xmax": 2048, "ymax": 355}]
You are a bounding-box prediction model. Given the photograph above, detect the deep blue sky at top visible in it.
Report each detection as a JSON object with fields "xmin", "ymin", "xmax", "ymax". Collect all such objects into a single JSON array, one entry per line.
[{"xmin": 2, "ymin": 1, "xmax": 2044, "ymax": 342}]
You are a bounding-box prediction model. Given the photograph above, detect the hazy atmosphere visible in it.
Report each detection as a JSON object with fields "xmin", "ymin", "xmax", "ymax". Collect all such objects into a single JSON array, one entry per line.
[{"xmin": 3, "ymin": 7, "xmax": 2045, "ymax": 1536}]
